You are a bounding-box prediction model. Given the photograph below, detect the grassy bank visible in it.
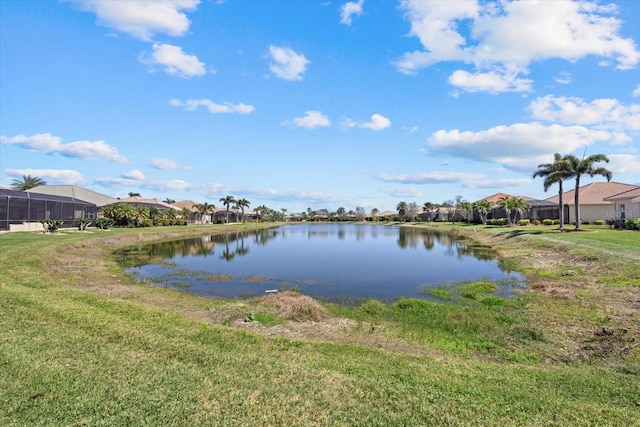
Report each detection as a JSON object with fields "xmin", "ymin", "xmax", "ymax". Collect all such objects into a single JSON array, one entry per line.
[{"xmin": 1, "ymin": 223, "xmax": 639, "ymax": 425}]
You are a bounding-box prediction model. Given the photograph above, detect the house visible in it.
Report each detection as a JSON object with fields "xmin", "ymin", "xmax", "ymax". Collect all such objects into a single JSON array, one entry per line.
[
  {"xmin": 546, "ymin": 182, "xmax": 638, "ymax": 224},
  {"xmin": 27, "ymin": 185, "xmax": 118, "ymax": 207},
  {"xmin": 603, "ymin": 186, "xmax": 640, "ymax": 220},
  {"xmin": 1, "ymin": 188, "xmax": 99, "ymax": 231},
  {"xmin": 171, "ymin": 200, "xmax": 201, "ymax": 223},
  {"xmin": 118, "ymin": 195, "xmax": 175, "ymax": 211},
  {"xmin": 471, "ymin": 193, "xmax": 561, "ymax": 223}
]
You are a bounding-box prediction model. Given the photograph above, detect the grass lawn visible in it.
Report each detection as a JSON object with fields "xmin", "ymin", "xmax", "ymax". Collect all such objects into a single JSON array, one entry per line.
[{"xmin": 1, "ymin": 223, "xmax": 639, "ymax": 426}]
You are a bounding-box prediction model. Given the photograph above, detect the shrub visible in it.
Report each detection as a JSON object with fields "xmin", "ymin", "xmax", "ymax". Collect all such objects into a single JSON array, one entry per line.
[
  {"xmin": 487, "ymin": 218, "xmax": 507, "ymax": 226},
  {"xmin": 533, "ymin": 219, "xmax": 541, "ymax": 226},
  {"xmin": 162, "ymin": 219, "xmax": 171, "ymax": 226},
  {"xmin": 594, "ymin": 220, "xmax": 605, "ymax": 226},
  {"xmin": 39, "ymin": 219, "xmax": 63, "ymax": 233},
  {"xmin": 95, "ymin": 218, "xmax": 115, "ymax": 229},
  {"xmin": 624, "ymin": 218, "xmax": 640, "ymax": 230},
  {"xmin": 76, "ymin": 218, "xmax": 92, "ymax": 231},
  {"xmin": 542, "ymin": 219, "xmax": 554, "ymax": 226},
  {"xmin": 553, "ymin": 219, "xmax": 560, "ymax": 225},
  {"xmin": 518, "ymin": 219, "xmax": 530, "ymax": 226},
  {"xmin": 141, "ymin": 219, "xmax": 154, "ymax": 227}
]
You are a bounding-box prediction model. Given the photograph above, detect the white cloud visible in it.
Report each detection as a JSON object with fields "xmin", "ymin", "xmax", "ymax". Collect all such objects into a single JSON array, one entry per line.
[
  {"xmin": 285, "ymin": 110, "xmax": 331, "ymax": 128},
  {"xmin": 633, "ymin": 84, "xmax": 640, "ymax": 98},
  {"xmin": 169, "ymin": 98, "xmax": 254, "ymax": 114},
  {"xmin": 380, "ymin": 187, "xmax": 423, "ymax": 198},
  {"xmin": 122, "ymin": 169, "xmax": 146, "ymax": 180},
  {"xmin": 6, "ymin": 168, "xmax": 84, "ymax": 185},
  {"xmin": 1, "ymin": 133, "xmax": 127, "ymax": 163},
  {"xmin": 70, "ymin": 0, "xmax": 199, "ymax": 41},
  {"xmin": 96, "ymin": 177, "xmax": 194, "ymax": 192},
  {"xmin": 150, "ymin": 157, "xmax": 181, "ymax": 170},
  {"xmin": 607, "ymin": 154, "xmax": 640, "ymax": 174},
  {"xmin": 427, "ymin": 122, "xmax": 613, "ymax": 171},
  {"xmin": 554, "ymin": 71, "xmax": 572, "ymax": 85},
  {"xmin": 339, "ymin": 0, "xmax": 364, "ymax": 26},
  {"xmin": 376, "ymin": 171, "xmax": 485, "ymax": 185},
  {"xmin": 396, "ymin": 0, "xmax": 640, "ymax": 92},
  {"xmin": 529, "ymin": 95, "xmax": 640, "ymax": 131},
  {"xmin": 268, "ymin": 45, "xmax": 310, "ymax": 81},
  {"xmin": 448, "ymin": 69, "xmax": 533, "ymax": 94},
  {"xmin": 359, "ymin": 114, "xmax": 391, "ymax": 131},
  {"xmin": 140, "ymin": 43, "xmax": 206, "ymax": 78}
]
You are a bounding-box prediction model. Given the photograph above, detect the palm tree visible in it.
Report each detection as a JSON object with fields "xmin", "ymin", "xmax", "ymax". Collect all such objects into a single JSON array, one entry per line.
[
  {"xmin": 180, "ymin": 207, "xmax": 193, "ymax": 222},
  {"xmin": 164, "ymin": 198, "xmax": 175, "ymax": 204},
  {"xmin": 498, "ymin": 196, "xmax": 514, "ymax": 225},
  {"xmin": 460, "ymin": 201, "xmax": 473, "ymax": 223},
  {"xmin": 371, "ymin": 208, "xmax": 379, "ymax": 222},
  {"xmin": 219, "ymin": 195, "xmax": 236, "ymax": 223},
  {"xmin": 10, "ymin": 174, "xmax": 46, "ymax": 190},
  {"xmin": 563, "ymin": 154, "xmax": 612, "ymax": 230},
  {"xmin": 422, "ymin": 202, "xmax": 435, "ymax": 222},
  {"xmin": 193, "ymin": 202, "xmax": 214, "ymax": 224},
  {"xmin": 510, "ymin": 197, "xmax": 530, "ymax": 224},
  {"xmin": 128, "ymin": 192, "xmax": 141, "ymax": 198},
  {"xmin": 237, "ymin": 198, "xmax": 251, "ymax": 222},
  {"xmin": 533, "ymin": 153, "xmax": 572, "ymax": 230},
  {"xmin": 473, "ymin": 199, "xmax": 493, "ymax": 225},
  {"xmin": 396, "ymin": 201, "xmax": 408, "ymax": 222}
]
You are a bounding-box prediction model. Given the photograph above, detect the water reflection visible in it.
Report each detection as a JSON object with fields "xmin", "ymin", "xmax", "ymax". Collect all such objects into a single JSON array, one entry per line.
[{"xmin": 119, "ymin": 224, "xmax": 524, "ymax": 302}]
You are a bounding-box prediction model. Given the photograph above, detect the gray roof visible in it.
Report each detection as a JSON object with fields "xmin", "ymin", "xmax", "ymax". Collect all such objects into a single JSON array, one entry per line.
[{"xmin": 26, "ymin": 185, "xmax": 118, "ymax": 207}]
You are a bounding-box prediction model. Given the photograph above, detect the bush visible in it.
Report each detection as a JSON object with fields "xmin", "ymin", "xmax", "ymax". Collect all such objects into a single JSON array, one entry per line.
[
  {"xmin": 533, "ymin": 219, "xmax": 541, "ymax": 226},
  {"xmin": 542, "ymin": 219, "xmax": 554, "ymax": 226},
  {"xmin": 594, "ymin": 220, "xmax": 605, "ymax": 226},
  {"xmin": 518, "ymin": 219, "xmax": 530, "ymax": 226},
  {"xmin": 76, "ymin": 218, "xmax": 92, "ymax": 231},
  {"xmin": 39, "ymin": 219, "xmax": 63, "ymax": 233},
  {"xmin": 95, "ymin": 218, "xmax": 115, "ymax": 229},
  {"xmin": 487, "ymin": 218, "xmax": 507, "ymax": 226},
  {"xmin": 141, "ymin": 219, "xmax": 154, "ymax": 227},
  {"xmin": 624, "ymin": 218, "xmax": 640, "ymax": 230},
  {"xmin": 553, "ymin": 219, "xmax": 560, "ymax": 225}
]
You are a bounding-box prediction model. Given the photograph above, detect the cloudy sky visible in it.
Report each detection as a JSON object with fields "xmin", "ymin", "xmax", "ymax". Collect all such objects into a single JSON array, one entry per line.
[{"xmin": 1, "ymin": 0, "xmax": 639, "ymax": 213}]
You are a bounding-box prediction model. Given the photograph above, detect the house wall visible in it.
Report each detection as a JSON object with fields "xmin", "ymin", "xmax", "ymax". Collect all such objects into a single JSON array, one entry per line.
[
  {"xmin": 612, "ymin": 200, "xmax": 640, "ymax": 220},
  {"xmin": 565, "ymin": 204, "xmax": 613, "ymax": 224}
]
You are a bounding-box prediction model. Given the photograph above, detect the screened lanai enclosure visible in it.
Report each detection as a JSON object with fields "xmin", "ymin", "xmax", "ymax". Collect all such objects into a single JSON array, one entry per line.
[{"xmin": 0, "ymin": 189, "xmax": 97, "ymax": 231}]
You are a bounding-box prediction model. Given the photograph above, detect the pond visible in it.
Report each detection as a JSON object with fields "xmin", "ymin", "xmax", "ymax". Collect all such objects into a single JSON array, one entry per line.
[{"xmin": 119, "ymin": 224, "xmax": 525, "ymax": 303}]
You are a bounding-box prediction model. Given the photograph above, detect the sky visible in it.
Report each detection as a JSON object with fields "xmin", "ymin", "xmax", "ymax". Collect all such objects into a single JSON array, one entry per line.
[{"xmin": 1, "ymin": 0, "xmax": 640, "ymax": 214}]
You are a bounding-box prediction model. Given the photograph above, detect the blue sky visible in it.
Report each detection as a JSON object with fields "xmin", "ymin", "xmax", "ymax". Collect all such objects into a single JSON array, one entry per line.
[{"xmin": 1, "ymin": 0, "xmax": 639, "ymax": 213}]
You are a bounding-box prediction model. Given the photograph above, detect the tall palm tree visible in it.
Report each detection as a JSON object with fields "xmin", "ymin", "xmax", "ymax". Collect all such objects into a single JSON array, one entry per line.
[
  {"xmin": 396, "ymin": 201, "xmax": 408, "ymax": 222},
  {"xmin": 193, "ymin": 202, "xmax": 213, "ymax": 224},
  {"xmin": 219, "ymin": 196, "xmax": 236, "ymax": 223},
  {"xmin": 473, "ymin": 199, "xmax": 493, "ymax": 225},
  {"xmin": 422, "ymin": 202, "xmax": 435, "ymax": 222},
  {"xmin": 460, "ymin": 201, "xmax": 473, "ymax": 222},
  {"xmin": 10, "ymin": 174, "xmax": 46, "ymax": 190},
  {"xmin": 237, "ymin": 198, "xmax": 251, "ymax": 222},
  {"xmin": 510, "ymin": 197, "xmax": 530, "ymax": 224},
  {"xmin": 563, "ymin": 154, "xmax": 612, "ymax": 230},
  {"xmin": 498, "ymin": 196, "xmax": 514, "ymax": 225},
  {"xmin": 533, "ymin": 153, "xmax": 572, "ymax": 230}
]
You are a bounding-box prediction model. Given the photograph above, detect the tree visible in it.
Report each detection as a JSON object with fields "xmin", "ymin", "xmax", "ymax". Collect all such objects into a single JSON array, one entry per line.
[
  {"xmin": 562, "ymin": 154, "xmax": 613, "ymax": 230},
  {"xmin": 510, "ymin": 197, "xmax": 530, "ymax": 223},
  {"xmin": 498, "ymin": 196, "xmax": 514, "ymax": 225},
  {"xmin": 460, "ymin": 201, "xmax": 473, "ymax": 223},
  {"xmin": 128, "ymin": 192, "xmax": 141, "ymax": 198},
  {"xmin": 193, "ymin": 202, "xmax": 214, "ymax": 224},
  {"xmin": 396, "ymin": 201, "xmax": 408, "ymax": 222},
  {"xmin": 533, "ymin": 153, "xmax": 572, "ymax": 230},
  {"xmin": 473, "ymin": 199, "xmax": 493, "ymax": 225},
  {"xmin": 236, "ymin": 198, "xmax": 251, "ymax": 222},
  {"xmin": 336, "ymin": 207, "xmax": 346, "ymax": 221},
  {"xmin": 164, "ymin": 198, "xmax": 175, "ymax": 204},
  {"xmin": 219, "ymin": 195, "xmax": 236, "ymax": 223},
  {"xmin": 180, "ymin": 207, "xmax": 193, "ymax": 222},
  {"xmin": 422, "ymin": 202, "xmax": 435, "ymax": 222},
  {"xmin": 371, "ymin": 208, "xmax": 379, "ymax": 222},
  {"xmin": 10, "ymin": 174, "xmax": 46, "ymax": 190},
  {"xmin": 355, "ymin": 206, "xmax": 366, "ymax": 221}
]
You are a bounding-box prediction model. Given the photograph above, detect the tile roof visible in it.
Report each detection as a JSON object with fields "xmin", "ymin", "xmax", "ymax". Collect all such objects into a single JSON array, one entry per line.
[
  {"xmin": 475, "ymin": 192, "xmax": 516, "ymax": 204},
  {"xmin": 546, "ymin": 182, "xmax": 638, "ymax": 205},
  {"xmin": 603, "ymin": 186, "xmax": 640, "ymax": 202}
]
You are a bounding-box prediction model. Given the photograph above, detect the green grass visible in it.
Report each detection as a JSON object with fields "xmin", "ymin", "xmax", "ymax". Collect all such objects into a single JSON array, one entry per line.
[{"xmin": 1, "ymin": 224, "xmax": 640, "ymax": 425}]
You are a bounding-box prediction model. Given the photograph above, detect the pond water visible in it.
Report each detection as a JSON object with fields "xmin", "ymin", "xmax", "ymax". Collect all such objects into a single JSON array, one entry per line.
[{"xmin": 120, "ymin": 224, "xmax": 525, "ymax": 303}]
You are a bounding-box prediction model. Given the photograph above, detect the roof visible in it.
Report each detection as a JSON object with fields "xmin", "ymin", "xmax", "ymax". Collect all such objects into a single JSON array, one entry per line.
[
  {"xmin": 523, "ymin": 197, "xmax": 557, "ymax": 207},
  {"xmin": 171, "ymin": 200, "xmax": 200, "ymax": 211},
  {"xmin": 546, "ymin": 182, "xmax": 638, "ymax": 205},
  {"xmin": 475, "ymin": 192, "xmax": 516, "ymax": 204},
  {"xmin": 603, "ymin": 186, "xmax": 640, "ymax": 203},
  {"xmin": 1, "ymin": 188, "xmax": 92, "ymax": 204},
  {"xmin": 119, "ymin": 196, "xmax": 175, "ymax": 209},
  {"xmin": 26, "ymin": 185, "xmax": 118, "ymax": 207}
]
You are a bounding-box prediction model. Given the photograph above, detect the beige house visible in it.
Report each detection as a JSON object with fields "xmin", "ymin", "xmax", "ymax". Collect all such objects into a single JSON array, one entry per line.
[
  {"xmin": 546, "ymin": 182, "xmax": 638, "ymax": 224},
  {"xmin": 603, "ymin": 186, "xmax": 640, "ymax": 220}
]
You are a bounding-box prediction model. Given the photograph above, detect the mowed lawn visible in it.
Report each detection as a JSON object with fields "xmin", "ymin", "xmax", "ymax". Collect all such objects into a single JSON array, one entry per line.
[{"xmin": 1, "ymin": 224, "xmax": 639, "ymax": 426}]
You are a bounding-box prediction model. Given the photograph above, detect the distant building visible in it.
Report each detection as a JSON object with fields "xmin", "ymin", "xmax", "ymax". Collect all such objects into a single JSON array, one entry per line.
[{"xmin": 603, "ymin": 186, "xmax": 640, "ymax": 221}]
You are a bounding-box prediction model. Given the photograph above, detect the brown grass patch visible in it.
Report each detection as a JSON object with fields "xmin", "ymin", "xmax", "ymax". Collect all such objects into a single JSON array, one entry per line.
[{"xmin": 257, "ymin": 291, "xmax": 328, "ymax": 322}]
